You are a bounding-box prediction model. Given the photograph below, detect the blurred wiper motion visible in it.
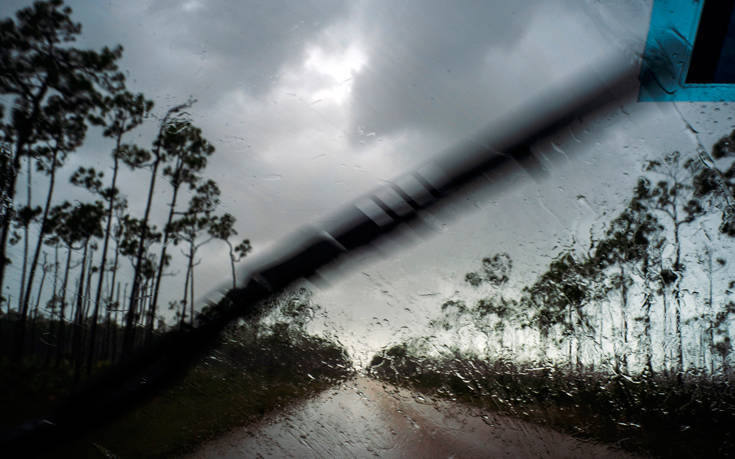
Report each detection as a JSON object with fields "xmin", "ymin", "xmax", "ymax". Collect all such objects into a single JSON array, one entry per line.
[{"xmin": 1, "ymin": 54, "xmax": 643, "ymax": 455}]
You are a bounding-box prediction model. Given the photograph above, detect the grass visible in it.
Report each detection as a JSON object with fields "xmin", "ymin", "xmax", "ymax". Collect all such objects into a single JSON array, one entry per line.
[
  {"xmin": 369, "ymin": 344, "xmax": 735, "ymax": 458},
  {"xmin": 2, "ymin": 324, "xmax": 354, "ymax": 458}
]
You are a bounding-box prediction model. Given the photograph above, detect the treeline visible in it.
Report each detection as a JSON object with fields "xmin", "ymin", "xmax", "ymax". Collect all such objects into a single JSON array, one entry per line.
[
  {"xmin": 367, "ymin": 135, "xmax": 735, "ymax": 457},
  {"xmin": 0, "ymin": 1, "xmax": 251, "ymax": 372},
  {"xmin": 428, "ymin": 134, "xmax": 735, "ymax": 378},
  {"xmin": 2, "ymin": 286, "xmax": 354, "ymax": 456}
]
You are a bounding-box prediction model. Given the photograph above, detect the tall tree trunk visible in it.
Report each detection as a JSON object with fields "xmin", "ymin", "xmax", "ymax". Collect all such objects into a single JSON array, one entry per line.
[
  {"xmin": 673, "ymin": 223, "xmax": 684, "ymax": 375},
  {"xmin": 539, "ymin": 329, "xmax": 549, "ymax": 361},
  {"xmin": 641, "ymin": 253, "xmax": 654, "ymax": 374},
  {"xmin": 620, "ymin": 264, "xmax": 629, "ymax": 374},
  {"xmin": 575, "ymin": 315, "xmax": 582, "ymax": 370},
  {"xmin": 124, "ymin": 157, "xmax": 161, "ymax": 353},
  {"xmin": 22, "ymin": 149, "xmax": 59, "ymax": 333},
  {"xmin": 55, "ymin": 246, "xmax": 73, "ymax": 366},
  {"xmin": 19, "ymin": 154, "xmax": 33, "ymax": 315},
  {"xmin": 111, "ymin": 282, "xmax": 121, "ymax": 361},
  {"xmin": 52, "ymin": 243, "xmax": 59, "ymax": 307},
  {"xmin": 88, "ymin": 147, "xmax": 121, "ymax": 370},
  {"xmin": 80, "ymin": 247, "xmax": 95, "ymax": 368},
  {"xmin": 658, "ymin": 251, "xmax": 669, "ymax": 374},
  {"xmin": 0, "ymin": 145, "xmax": 15, "ymax": 310},
  {"xmin": 102, "ymin": 238, "xmax": 121, "ymax": 361},
  {"xmin": 12, "ymin": 154, "xmax": 33, "ymax": 360},
  {"xmin": 149, "ymin": 178, "xmax": 182, "ymax": 345},
  {"xmin": 180, "ymin": 248, "xmax": 192, "ymax": 330},
  {"xmin": 568, "ymin": 305, "xmax": 573, "ymax": 367},
  {"xmin": 598, "ymin": 300, "xmax": 604, "ymax": 362},
  {"xmin": 0, "ymin": 82, "xmax": 49, "ymax": 317},
  {"xmin": 642, "ymin": 294, "xmax": 654, "ymax": 374},
  {"xmin": 706, "ymin": 246, "xmax": 715, "ymax": 375},
  {"xmin": 228, "ymin": 240, "xmax": 237, "ymax": 289},
  {"xmin": 45, "ymin": 243, "xmax": 60, "ymax": 366},
  {"xmin": 82, "ymin": 245, "xmax": 95, "ymax": 320},
  {"xmin": 190, "ymin": 255, "xmax": 196, "ymax": 327},
  {"xmin": 29, "ymin": 253, "xmax": 49, "ymax": 358},
  {"xmin": 71, "ymin": 240, "xmax": 89, "ymax": 375}
]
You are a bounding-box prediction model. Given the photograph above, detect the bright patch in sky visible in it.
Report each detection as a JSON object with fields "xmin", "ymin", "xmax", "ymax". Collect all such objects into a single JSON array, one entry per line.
[
  {"xmin": 182, "ymin": 0, "xmax": 203, "ymax": 13},
  {"xmin": 304, "ymin": 45, "xmax": 366, "ymax": 104}
]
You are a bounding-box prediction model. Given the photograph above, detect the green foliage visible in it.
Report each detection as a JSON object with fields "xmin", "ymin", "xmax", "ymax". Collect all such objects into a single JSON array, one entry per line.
[
  {"xmin": 521, "ymin": 251, "xmax": 592, "ymax": 340},
  {"xmin": 691, "ymin": 129, "xmax": 735, "ymax": 236},
  {"xmin": 9, "ymin": 205, "xmax": 41, "ymax": 245},
  {"xmin": 70, "ymin": 166, "xmax": 103, "ymax": 193},
  {"xmin": 234, "ymin": 238, "xmax": 252, "ymax": 259},
  {"xmin": 1, "ymin": 318, "xmax": 353, "ymax": 458},
  {"xmin": 160, "ymin": 118, "xmax": 215, "ymax": 190},
  {"xmin": 170, "ymin": 180, "xmax": 222, "ymax": 244},
  {"xmin": 430, "ymin": 299, "xmax": 469, "ymax": 331},
  {"xmin": 464, "ymin": 271, "xmax": 482, "ymax": 287},
  {"xmin": 464, "ymin": 252, "xmax": 512, "ymax": 288},
  {"xmin": 90, "ymin": 89, "xmax": 153, "ymax": 141},
  {"xmin": 369, "ymin": 346, "xmax": 735, "ymax": 457}
]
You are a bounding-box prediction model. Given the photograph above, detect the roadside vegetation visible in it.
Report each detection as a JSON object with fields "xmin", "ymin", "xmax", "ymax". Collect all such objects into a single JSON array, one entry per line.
[
  {"xmin": 0, "ymin": 0, "xmax": 252, "ymax": 377},
  {"xmin": 3, "ymin": 287, "xmax": 354, "ymax": 457},
  {"xmin": 0, "ymin": 3, "xmax": 313, "ymax": 454},
  {"xmin": 369, "ymin": 344, "xmax": 734, "ymax": 457},
  {"xmin": 3, "ymin": 2, "xmax": 735, "ymax": 457},
  {"xmin": 371, "ymin": 130, "xmax": 735, "ymax": 457}
]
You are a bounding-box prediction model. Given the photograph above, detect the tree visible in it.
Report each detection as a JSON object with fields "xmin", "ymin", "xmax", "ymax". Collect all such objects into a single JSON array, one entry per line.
[
  {"xmin": 170, "ymin": 179, "xmax": 220, "ymax": 329},
  {"xmin": 208, "ymin": 213, "xmax": 251, "ymax": 289},
  {"xmin": 474, "ymin": 296, "xmax": 517, "ymax": 354},
  {"xmin": 639, "ymin": 152, "xmax": 704, "ymax": 374},
  {"xmin": 86, "ymin": 89, "xmax": 152, "ymax": 370},
  {"xmin": 712, "ymin": 291, "xmax": 735, "ymax": 376},
  {"xmin": 273, "ymin": 287, "xmax": 318, "ymax": 334},
  {"xmin": 635, "ymin": 234, "xmax": 665, "ymax": 375},
  {"xmin": 692, "ymin": 229, "xmax": 728, "ymax": 374},
  {"xmin": 101, "ymin": 198, "xmax": 128, "ymax": 361},
  {"xmin": 119, "ymin": 213, "xmax": 160, "ymax": 348},
  {"xmin": 123, "ymin": 99, "xmax": 193, "ymax": 353},
  {"xmin": 430, "ymin": 299, "xmax": 470, "ymax": 332},
  {"xmin": 464, "ymin": 253, "xmax": 516, "ymax": 354},
  {"xmin": 691, "ymin": 129, "xmax": 735, "ymax": 236},
  {"xmin": 47, "ymin": 202, "xmax": 75, "ymax": 364},
  {"xmin": 47, "ymin": 201, "xmax": 102, "ymax": 364},
  {"xmin": 594, "ymin": 191, "xmax": 663, "ymax": 373},
  {"xmin": 28, "ymin": 251, "xmax": 51, "ymax": 356},
  {"xmin": 149, "ymin": 116, "xmax": 214, "ymax": 342},
  {"xmin": 19, "ymin": 94, "xmax": 88, "ymax": 343},
  {"xmin": 9, "ymin": 204, "xmax": 41, "ymax": 310},
  {"xmin": 465, "ymin": 253, "xmax": 513, "ymax": 288},
  {"xmin": 522, "ymin": 251, "xmax": 593, "ymax": 368},
  {"xmin": 0, "ymin": 0, "xmax": 122, "ymax": 311},
  {"xmin": 66, "ymin": 202, "xmax": 103, "ymax": 368}
]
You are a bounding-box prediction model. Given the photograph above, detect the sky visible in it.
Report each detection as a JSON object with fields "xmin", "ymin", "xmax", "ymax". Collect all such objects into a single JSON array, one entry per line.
[{"xmin": 2, "ymin": 0, "xmax": 734, "ymax": 365}]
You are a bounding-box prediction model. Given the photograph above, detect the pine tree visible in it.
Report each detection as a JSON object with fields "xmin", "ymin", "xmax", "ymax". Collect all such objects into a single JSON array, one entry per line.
[{"xmin": 0, "ymin": 0, "xmax": 121, "ymax": 314}]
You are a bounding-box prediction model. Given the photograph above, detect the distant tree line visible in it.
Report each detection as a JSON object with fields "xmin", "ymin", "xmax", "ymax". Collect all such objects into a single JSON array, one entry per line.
[
  {"xmin": 430, "ymin": 133, "xmax": 735, "ymax": 378},
  {"xmin": 0, "ymin": 1, "xmax": 251, "ymax": 372}
]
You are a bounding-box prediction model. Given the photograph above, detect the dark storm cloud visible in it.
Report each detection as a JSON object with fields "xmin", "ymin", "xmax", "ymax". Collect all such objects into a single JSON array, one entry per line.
[
  {"xmin": 5, "ymin": 0, "xmax": 701, "ymax": 351},
  {"xmin": 141, "ymin": 0, "xmax": 351, "ymax": 95},
  {"xmin": 348, "ymin": 0, "xmax": 542, "ymax": 142},
  {"xmin": 2, "ymin": 0, "xmax": 353, "ymax": 111}
]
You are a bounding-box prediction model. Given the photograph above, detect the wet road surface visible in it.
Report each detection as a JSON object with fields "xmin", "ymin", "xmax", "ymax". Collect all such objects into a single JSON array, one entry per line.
[{"xmin": 190, "ymin": 377, "xmax": 638, "ymax": 458}]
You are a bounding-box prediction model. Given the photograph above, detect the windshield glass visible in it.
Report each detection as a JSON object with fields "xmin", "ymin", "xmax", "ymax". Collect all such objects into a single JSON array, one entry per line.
[{"xmin": 1, "ymin": 1, "xmax": 734, "ymax": 457}]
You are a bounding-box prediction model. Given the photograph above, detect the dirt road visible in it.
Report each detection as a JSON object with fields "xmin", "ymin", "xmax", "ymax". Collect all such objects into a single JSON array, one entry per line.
[{"xmin": 190, "ymin": 377, "xmax": 638, "ymax": 458}]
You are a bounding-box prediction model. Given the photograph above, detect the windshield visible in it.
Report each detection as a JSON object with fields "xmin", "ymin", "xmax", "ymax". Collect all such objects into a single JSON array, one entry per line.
[{"xmin": 1, "ymin": 1, "xmax": 734, "ymax": 457}]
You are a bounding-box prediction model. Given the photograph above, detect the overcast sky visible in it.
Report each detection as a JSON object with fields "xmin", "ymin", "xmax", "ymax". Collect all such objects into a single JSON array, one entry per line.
[{"xmin": 3, "ymin": 0, "xmax": 734, "ymax": 364}]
